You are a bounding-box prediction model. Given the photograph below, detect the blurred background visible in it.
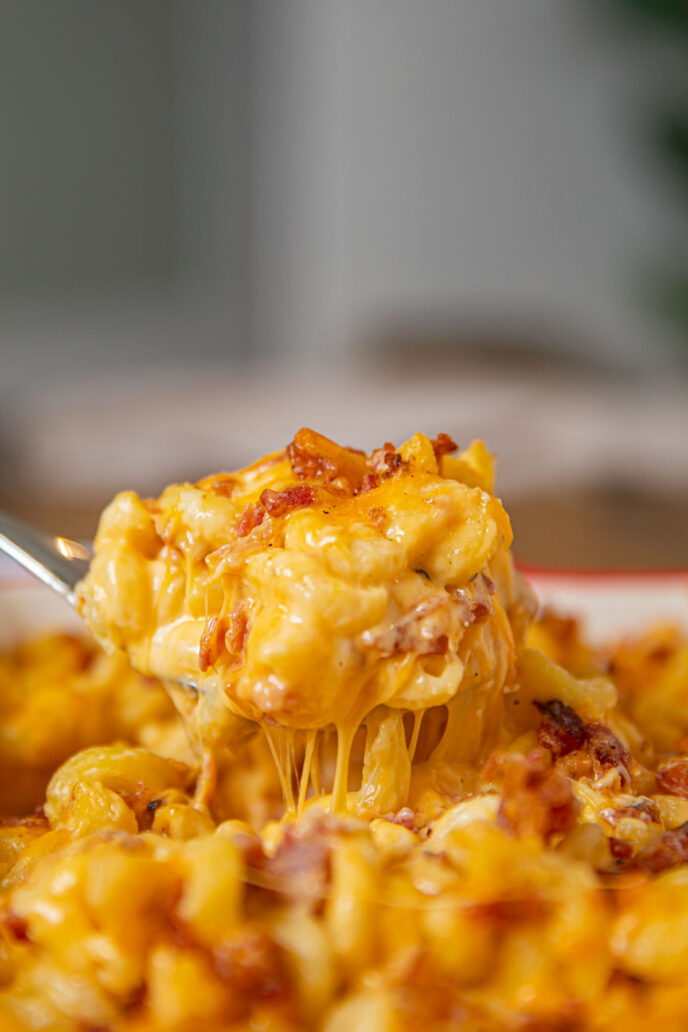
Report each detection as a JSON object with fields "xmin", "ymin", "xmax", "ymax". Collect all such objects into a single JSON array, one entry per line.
[{"xmin": 1, "ymin": 0, "xmax": 687, "ymax": 567}]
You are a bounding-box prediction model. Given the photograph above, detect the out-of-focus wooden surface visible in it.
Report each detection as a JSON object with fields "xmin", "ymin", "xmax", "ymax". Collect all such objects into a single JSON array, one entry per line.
[
  {"xmin": 508, "ymin": 489, "xmax": 688, "ymax": 569},
  {"xmin": 2, "ymin": 357, "xmax": 688, "ymax": 571},
  {"xmin": 4, "ymin": 484, "xmax": 688, "ymax": 572}
]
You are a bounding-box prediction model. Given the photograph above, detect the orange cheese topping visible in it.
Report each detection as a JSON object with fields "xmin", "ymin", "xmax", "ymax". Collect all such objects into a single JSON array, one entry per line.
[{"xmin": 77, "ymin": 430, "xmax": 533, "ymax": 813}]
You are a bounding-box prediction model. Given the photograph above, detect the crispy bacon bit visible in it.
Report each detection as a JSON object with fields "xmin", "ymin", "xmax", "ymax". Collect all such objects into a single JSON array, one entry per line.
[
  {"xmin": 609, "ymin": 838, "xmax": 634, "ymax": 862},
  {"xmin": 6, "ymin": 915, "xmax": 29, "ymax": 941},
  {"xmin": 538, "ymin": 717, "xmax": 576, "ymax": 759},
  {"xmin": 471, "ymin": 602, "xmax": 491, "ymax": 625},
  {"xmin": 656, "ymin": 758, "xmax": 688, "ymax": 798},
  {"xmin": 465, "ymin": 899, "xmax": 550, "ymax": 924},
  {"xmin": 370, "ymin": 442, "xmax": 407, "ymax": 478},
  {"xmin": 482, "ymin": 748, "xmax": 580, "ymax": 843},
  {"xmin": 534, "ymin": 703, "xmax": 634, "ymax": 788},
  {"xmin": 367, "ymin": 505, "xmax": 386, "ymax": 528},
  {"xmin": 516, "ymin": 1015, "xmax": 583, "ymax": 1032},
  {"xmin": 385, "ymin": 807, "xmax": 416, "ymax": 829},
  {"xmin": 370, "ymin": 442, "xmax": 395, "ymax": 470},
  {"xmin": 259, "ymin": 484, "xmax": 316, "ymax": 517},
  {"xmin": 286, "ymin": 428, "xmax": 368, "ymax": 490},
  {"xmin": 395, "ymin": 952, "xmax": 470, "ymax": 1025},
  {"xmin": 605, "ymin": 799, "xmax": 661, "ymax": 826},
  {"xmin": 234, "ymin": 502, "xmax": 266, "ymax": 538},
  {"xmin": 232, "ymin": 831, "xmax": 266, "ymax": 870},
  {"xmin": 363, "ymin": 595, "xmax": 467, "ymax": 657},
  {"xmin": 630, "ymin": 823, "xmax": 688, "ymax": 874},
  {"xmin": 199, "ymin": 615, "xmax": 228, "ymax": 672},
  {"xmin": 385, "ymin": 451, "xmax": 405, "ymax": 473},
  {"xmin": 225, "ymin": 600, "xmax": 250, "ymax": 657},
  {"xmin": 430, "ymin": 433, "xmax": 458, "ymax": 460},
  {"xmin": 198, "ymin": 472, "xmax": 237, "ymax": 498},
  {"xmin": 358, "ymin": 472, "xmax": 378, "ymax": 493},
  {"xmin": 263, "ymin": 826, "xmax": 331, "ymax": 902},
  {"xmin": 535, "ymin": 699, "xmax": 587, "ymax": 758},
  {"xmin": 451, "ymin": 576, "xmax": 494, "ymax": 629},
  {"xmin": 214, "ymin": 928, "xmax": 290, "ymax": 1001},
  {"xmin": 587, "ymin": 723, "xmax": 633, "ymax": 788}
]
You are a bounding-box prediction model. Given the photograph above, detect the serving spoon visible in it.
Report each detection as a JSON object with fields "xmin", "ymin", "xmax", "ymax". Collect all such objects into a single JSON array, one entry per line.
[
  {"xmin": 0, "ymin": 510, "xmax": 210, "ymax": 697},
  {"xmin": 0, "ymin": 510, "xmax": 93, "ymax": 606}
]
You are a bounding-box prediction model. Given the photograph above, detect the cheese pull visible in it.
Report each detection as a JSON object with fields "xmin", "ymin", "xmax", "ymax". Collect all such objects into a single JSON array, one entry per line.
[{"xmin": 77, "ymin": 431, "xmax": 532, "ymax": 812}]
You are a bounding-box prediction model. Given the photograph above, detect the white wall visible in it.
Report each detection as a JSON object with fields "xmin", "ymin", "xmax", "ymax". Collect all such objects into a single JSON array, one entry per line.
[
  {"xmin": 249, "ymin": 0, "xmax": 685, "ymax": 366},
  {"xmin": 1, "ymin": 0, "xmax": 685, "ymax": 388}
]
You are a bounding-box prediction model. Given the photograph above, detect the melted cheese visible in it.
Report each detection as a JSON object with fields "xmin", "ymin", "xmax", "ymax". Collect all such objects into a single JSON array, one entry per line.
[
  {"xmin": 77, "ymin": 430, "xmax": 533, "ymax": 814},
  {"xmin": 6, "ymin": 440, "xmax": 688, "ymax": 1031}
]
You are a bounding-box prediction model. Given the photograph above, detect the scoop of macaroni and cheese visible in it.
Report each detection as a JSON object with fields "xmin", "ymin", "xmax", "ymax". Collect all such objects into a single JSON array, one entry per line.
[{"xmin": 76, "ymin": 430, "xmax": 534, "ymax": 811}]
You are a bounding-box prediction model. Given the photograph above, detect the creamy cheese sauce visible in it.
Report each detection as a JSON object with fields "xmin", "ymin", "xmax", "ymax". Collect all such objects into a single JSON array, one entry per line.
[{"xmin": 77, "ymin": 430, "xmax": 532, "ymax": 815}]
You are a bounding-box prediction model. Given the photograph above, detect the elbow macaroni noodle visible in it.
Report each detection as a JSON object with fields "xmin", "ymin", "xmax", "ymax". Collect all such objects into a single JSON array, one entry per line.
[{"xmin": 1, "ymin": 430, "xmax": 688, "ymax": 1030}]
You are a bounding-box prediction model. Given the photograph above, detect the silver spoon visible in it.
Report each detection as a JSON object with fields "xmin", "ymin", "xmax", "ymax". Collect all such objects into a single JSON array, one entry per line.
[
  {"xmin": 0, "ymin": 510, "xmax": 206, "ymax": 696},
  {"xmin": 0, "ymin": 510, "xmax": 92, "ymax": 607}
]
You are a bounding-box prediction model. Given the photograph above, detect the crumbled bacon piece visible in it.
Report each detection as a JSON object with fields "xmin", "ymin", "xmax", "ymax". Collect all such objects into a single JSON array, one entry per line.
[
  {"xmin": 609, "ymin": 838, "xmax": 634, "ymax": 862},
  {"xmin": 385, "ymin": 807, "xmax": 416, "ymax": 829},
  {"xmin": 400, "ymin": 952, "xmax": 472, "ymax": 1025},
  {"xmin": 370, "ymin": 443, "xmax": 407, "ymax": 477},
  {"xmin": 384, "ymin": 451, "xmax": 405, "ymax": 473},
  {"xmin": 214, "ymin": 928, "xmax": 290, "ymax": 1001},
  {"xmin": 199, "ymin": 615, "xmax": 228, "ymax": 672},
  {"xmin": 535, "ymin": 699, "xmax": 587, "ymax": 759},
  {"xmin": 359, "ymin": 472, "xmax": 381, "ymax": 493},
  {"xmin": 471, "ymin": 602, "xmax": 492, "ymax": 625},
  {"xmin": 370, "ymin": 442, "xmax": 395, "ymax": 470},
  {"xmin": 630, "ymin": 823, "xmax": 688, "ymax": 874},
  {"xmin": 430, "ymin": 433, "xmax": 458, "ymax": 460},
  {"xmin": 286, "ymin": 428, "xmax": 367, "ymax": 490},
  {"xmin": 482, "ymin": 748, "xmax": 580, "ymax": 843},
  {"xmin": 198, "ymin": 472, "xmax": 237, "ymax": 498},
  {"xmin": 367, "ymin": 505, "xmax": 386, "ymax": 528},
  {"xmin": 605, "ymin": 799, "xmax": 660, "ymax": 826},
  {"xmin": 259, "ymin": 484, "xmax": 316, "ymax": 517},
  {"xmin": 516, "ymin": 1014, "xmax": 583, "ymax": 1032},
  {"xmin": 587, "ymin": 723, "xmax": 633, "ymax": 788},
  {"xmin": 263, "ymin": 826, "xmax": 331, "ymax": 902},
  {"xmin": 656, "ymin": 758, "xmax": 688, "ymax": 798},
  {"xmin": 538, "ymin": 718, "xmax": 575, "ymax": 759},
  {"xmin": 363, "ymin": 595, "xmax": 468, "ymax": 657},
  {"xmin": 234, "ymin": 502, "xmax": 266, "ymax": 538},
  {"xmin": 465, "ymin": 898, "xmax": 550, "ymax": 924},
  {"xmin": 5, "ymin": 915, "xmax": 29, "ymax": 941},
  {"xmin": 225, "ymin": 600, "xmax": 249, "ymax": 657},
  {"xmin": 534, "ymin": 702, "xmax": 634, "ymax": 789}
]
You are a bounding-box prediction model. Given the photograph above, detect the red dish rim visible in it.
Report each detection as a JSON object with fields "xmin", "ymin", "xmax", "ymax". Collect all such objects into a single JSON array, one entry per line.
[{"xmin": 516, "ymin": 561, "xmax": 688, "ymax": 582}]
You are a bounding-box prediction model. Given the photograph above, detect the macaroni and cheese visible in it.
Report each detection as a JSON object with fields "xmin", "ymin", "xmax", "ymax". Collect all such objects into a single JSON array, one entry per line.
[{"xmin": 1, "ymin": 431, "xmax": 688, "ymax": 1031}]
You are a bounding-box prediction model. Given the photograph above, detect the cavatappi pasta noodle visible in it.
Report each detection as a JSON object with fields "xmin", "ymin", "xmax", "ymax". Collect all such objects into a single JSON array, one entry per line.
[
  {"xmin": 2, "ymin": 431, "xmax": 688, "ymax": 1031},
  {"xmin": 0, "ymin": 634, "xmax": 190, "ymax": 818},
  {"xmin": 76, "ymin": 430, "xmax": 529, "ymax": 813}
]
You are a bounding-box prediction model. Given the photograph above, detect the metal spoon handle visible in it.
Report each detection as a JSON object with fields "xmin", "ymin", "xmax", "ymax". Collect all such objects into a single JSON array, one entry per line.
[{"xmin": 0, "ymin": 510, "xmax": 92, "ymax": 606}]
